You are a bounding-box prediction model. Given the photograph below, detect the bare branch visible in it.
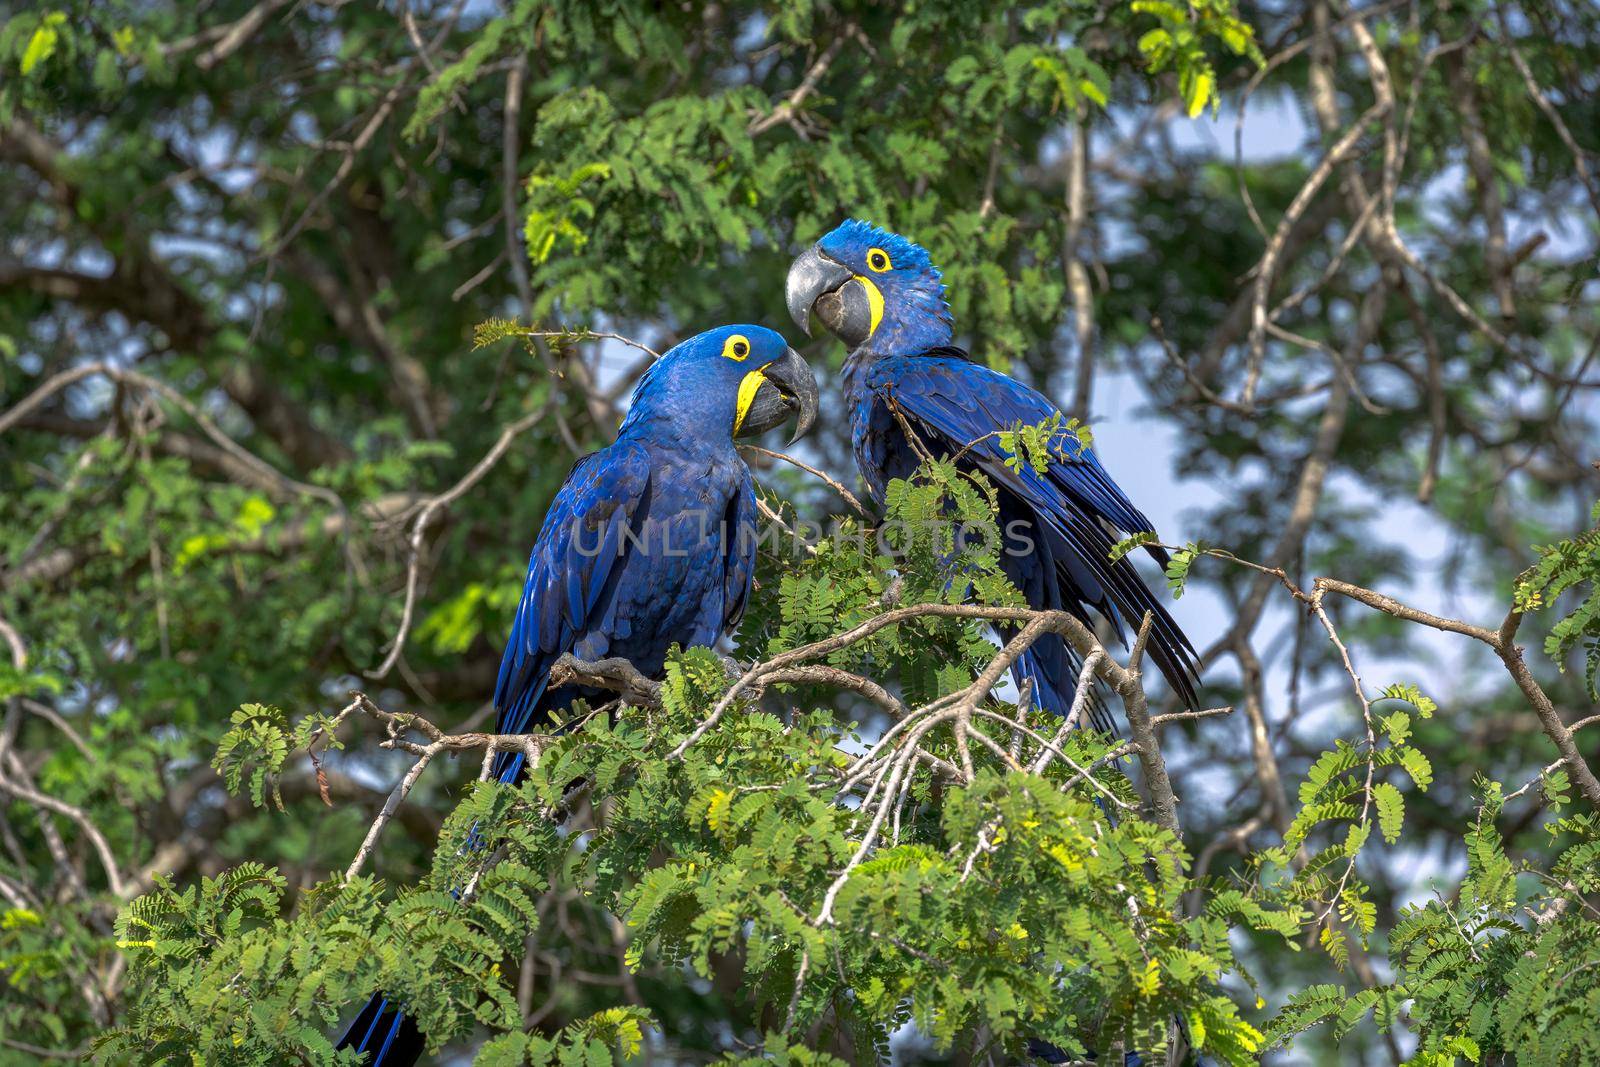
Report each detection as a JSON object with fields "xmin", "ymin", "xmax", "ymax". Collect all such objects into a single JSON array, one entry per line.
[
  {"xmin": 740, "ymin": 445, "xmax": 869, "ymax": 517},
  {"xmin": 748, "ymin": 30, "xmax": 851, "ymax": 137},
  {"xmin": 0, "ymin": 361, "xmax": 342, "ymax": 510},
  {"xmin": 339, "ymin": 692, "xmax": 553, "ymax": 882},
  {"xmin": 503, "ymin": 55, "xmax": 535, "ymax": 322},
  {"xmin": 1245, "ymin": 101, "xmax": 1387, "ymax": 407},
  {"xmin": 161, "ymin": 0, "xmax": 295, "ymax": 70},
  {"xmin": 1063, "ymin": 109, "xmax": 1095, "ymax": 421},
  {"xmin": 1118, "ymin": 613, "xmax": 1180, "ymax": 837},
  {"xmin": 0, "ymin": 750, "xmax": 126, "ymax": 898},
  {"xmin": 1494, "ymin": 9, "xmax": 1600, "ymax": 219},
  {"xmin": 1314, "ymin": 577, "xmax": 1600, "ymax": 809},
  {"xmin": 368, "ymin": 406, "xmax": 547, "ymax": 678}
]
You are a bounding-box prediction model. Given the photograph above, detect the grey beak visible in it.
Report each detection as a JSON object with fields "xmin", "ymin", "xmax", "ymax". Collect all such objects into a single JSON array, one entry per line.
[
  {"xmin": 735, "ymin": 347, "xmax": 820, "ymax": 444},
  {"xmin": 785, "ymin": 245, "xmax": 853, "ymax": 338}
]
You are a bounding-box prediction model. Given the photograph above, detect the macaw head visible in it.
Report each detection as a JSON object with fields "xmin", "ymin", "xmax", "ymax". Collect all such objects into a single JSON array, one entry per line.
[
  {"xmin": 624, "ymin": 324, "xmax": 818, "ymax": 445},
  {"xmin": 785, "ymin": 219, "xmax": 953, "ymax": 356}
]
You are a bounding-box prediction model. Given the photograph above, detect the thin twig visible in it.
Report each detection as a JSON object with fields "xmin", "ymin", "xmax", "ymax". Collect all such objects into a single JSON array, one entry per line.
[
  {"xmin": 1495, "ymin": 8, "xmax": 1600, "ymax": 219},
  {"xmin": 748, "ymin": 30, "xmax": 851, "ymax": 137},
  {"xmin": 1296, "ymin": 575, "xmax": 1600, "ymax": 810},
  {"xmin": 739, "ymin": 445, "xmax": 869, "ymax": 516},
  {"xmin": 368, "ymin": 406, "xmax": 546, "ymax": 678}
]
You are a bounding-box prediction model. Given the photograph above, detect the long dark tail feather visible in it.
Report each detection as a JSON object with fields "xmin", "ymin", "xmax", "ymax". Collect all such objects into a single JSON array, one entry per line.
[
  {"xmin": 1052, "ymin": 542, "xmax": 1200, "ymax": 712},
  {"xmin": 1025, "ymin": 507, "xmax": 1201, "ymax": 713},
  {"xmin": 1027, "ymin": 1038, "xmax": 1145, "ymax": 1065},
  {"xmin": 333, "ymin": 749, "xmax": 527, "ymax": 1066},
  {"xmin": 335, "ymin": 694, "xmax": 585, "ymax": 1065},
  {"xmin": 1015, "ymin": 638, "xmax": 1119, "ymax": 734},
  {"xmin": 336, "ymin": 994, "xmax": 425, "ymax": 1066},
  {"xmin": 1028, "ymin": 1037, "xmax": 1208, "ymax": 1065}
]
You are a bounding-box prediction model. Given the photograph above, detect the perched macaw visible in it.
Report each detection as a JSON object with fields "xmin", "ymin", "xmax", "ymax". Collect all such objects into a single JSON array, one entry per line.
[
  {"xmin": 339, "ymin": 324, "xmax": 818, "ymax": 1065},
  {"xmin": 786, "ymin": 220, "xmax": 1199, "ymax": 728}
]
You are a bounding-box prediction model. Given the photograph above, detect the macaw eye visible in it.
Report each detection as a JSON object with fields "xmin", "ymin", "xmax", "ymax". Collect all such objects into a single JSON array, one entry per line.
[
  {"xmin": 723, "ymin": 334, "xmax": 751, "ymax": 361},
  {"xmin": 866, "ymin": 247, "xmax": 892, "ymax": 273}
]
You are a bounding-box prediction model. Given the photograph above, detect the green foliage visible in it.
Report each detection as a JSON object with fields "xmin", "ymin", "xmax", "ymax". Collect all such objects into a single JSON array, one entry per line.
[
  {"xmin": 213, "ymin": 703, "xmax": 349, "ymax": 811},
  {"xmin": 4, "ymin": 0, "xmax": 1599, "ymax": 1063},
  {"xmin": 1217, "ymin": 679, "xmax": 1441, "ymax": 982},
  {"xmin": 1162, "ymin": 541, "xmax": 1210, "ymax": 599},
  {"xmin": 0, "ymin": 899, "xmax": 110, "ymax": 1059},
  {"xmin": 402, "ymin": 0, "xmax": 1269, "ymax": 355},
  {"xmin": 1378, "ymin": 682, "xmax": 1437, "ymax": 720},
  {"xmin": 417, "ymin": 565, "xmax": 527, "ymax": 656},
  {"xmin": 102, "ymin": 791, "xmax": 557, "ymax": 1063},
  {"xmin": 525, "ymin": 162, "xmax": 615, "ymax": 265},
  {"xmin": 1108, "ymin": 531, "xmax": 1160, "ymax": 564},
  {"xmin": 212, "ymin": 704, "xmax": 293, "ymax": 809},
  {"xmin": 1265, "ymin": 786, "xmax": 1600, "ymax": 1065},
  {"xmin": 100, "ymin": 464, "xmax": 1271, "ymax": 1063},
  {"xmin": 475, "ymin": 1007, "xmax": 652, "ymax": 1066},
  {"xmin": 996, "ymin": 411, "xmax": 1094, "ymax": 475},
  {"xmin": 1131, "ymin": 1, "xmax": 1263, "ymax": 117},
  {"xmin": 1262, "ymin": 983, "xmax": 1404, "ymax": 1051},
  {"xmin": 561, "ymin": 663, "xmax": 1247, "ymax": 1059},
  {"xmin": 17, "ymin": 11, "xmax": 67, "ymax": 76},
  {"xmin": 1516, "ymin": 498, "xmax": 1600, "ymax": 698}
]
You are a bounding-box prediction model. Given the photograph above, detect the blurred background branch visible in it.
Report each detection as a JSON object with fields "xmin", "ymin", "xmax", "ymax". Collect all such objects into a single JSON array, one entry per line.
[{"xmin": 0, "ymin": 0, "xmax": 1596, "ymax": 1062}]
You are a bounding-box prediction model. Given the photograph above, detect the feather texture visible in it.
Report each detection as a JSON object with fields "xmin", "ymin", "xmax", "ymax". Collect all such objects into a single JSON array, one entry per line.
[
  {"xmin": 851, "ymin": 348, "xmax": 1200, "ymax": 721},
  {"xmin": 336, "ymin": 325, "xmax": 793, "ymax": 1065}
]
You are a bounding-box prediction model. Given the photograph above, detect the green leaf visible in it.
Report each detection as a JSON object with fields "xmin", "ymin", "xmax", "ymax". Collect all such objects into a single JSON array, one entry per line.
[
  {"xmin": 1185, "ymin": 68, "xmax": 1214, "ymax": 118},
  {"xmin": 20, "ymin": 13, "xmax": 66, "ymax": 76},
  {"xmin": 1374, "ymin": 782, "xmax": 1404, "ymax": 844}
]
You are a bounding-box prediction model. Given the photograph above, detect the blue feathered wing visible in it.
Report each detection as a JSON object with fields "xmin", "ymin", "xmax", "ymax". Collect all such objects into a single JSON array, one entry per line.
[
  {"xmin": 488, "ymin": 442, "xmax": 651, "ymax": 781},
  {"xmin": 867, "ymin": 350, "xmax": 1199, "ymax": 718},
  {"xmin": 338, "ymin": 442, "xmax": 650, "ymax": 1064}
]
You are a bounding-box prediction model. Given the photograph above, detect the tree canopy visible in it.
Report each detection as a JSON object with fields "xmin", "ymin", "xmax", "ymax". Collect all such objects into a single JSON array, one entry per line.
[{"xmin": 1, "ymin": 1, "xmax": 1597, "ymax": 1064}]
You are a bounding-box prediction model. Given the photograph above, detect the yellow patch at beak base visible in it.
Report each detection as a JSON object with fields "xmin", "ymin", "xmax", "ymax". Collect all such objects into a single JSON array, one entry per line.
[
  {"xmin": 854, "ymin": 275, "xmax": 884, "ymax": 338},
  {"xmin": 733, "ymin": 368, "xmax": 766, "ymax": 435}
]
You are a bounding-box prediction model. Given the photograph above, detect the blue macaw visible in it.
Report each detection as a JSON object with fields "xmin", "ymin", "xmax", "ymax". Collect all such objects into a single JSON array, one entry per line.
[
  {"xmin": 785, "ymin": 220, "xmax": 1199, "ymax": 727},
  {"xmin": 338, "ymin": 324, "xmax": 817, "ymax": 1065}
]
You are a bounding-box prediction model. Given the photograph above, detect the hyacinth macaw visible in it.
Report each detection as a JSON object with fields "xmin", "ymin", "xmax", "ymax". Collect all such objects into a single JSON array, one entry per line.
[
  {"xmin": 338, "ymin": 324, "xmax": 818, "ymax": 1065},
  {"xmin": 785, "ymin": 220, "xmax": 1199, "ymax": 728}
]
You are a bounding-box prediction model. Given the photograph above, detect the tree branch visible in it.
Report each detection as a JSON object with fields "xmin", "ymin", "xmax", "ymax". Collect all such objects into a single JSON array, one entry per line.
[{"xmin": 1312, "ymin": 577, "xmax": 1600, "ymax": 809}]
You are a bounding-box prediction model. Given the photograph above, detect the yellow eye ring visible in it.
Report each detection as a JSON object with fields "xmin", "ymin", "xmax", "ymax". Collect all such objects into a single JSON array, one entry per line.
[
  {"xmin": 722, "ymin": 334, "xmax": 751, "ymax": 361},
  {"xmin": 866, "ymin": 247, "xmax": 892, "ymax": 273}
]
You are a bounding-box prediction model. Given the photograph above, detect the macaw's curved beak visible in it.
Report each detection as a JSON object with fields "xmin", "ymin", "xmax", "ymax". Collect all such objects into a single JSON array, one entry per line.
[
  {"xmin": 785, "ymin": 245, "xmax": 860, "ymax": 342},
  {"xmin": 734, "ymin": 347, "xmax": 819, "ymax": 445}
]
